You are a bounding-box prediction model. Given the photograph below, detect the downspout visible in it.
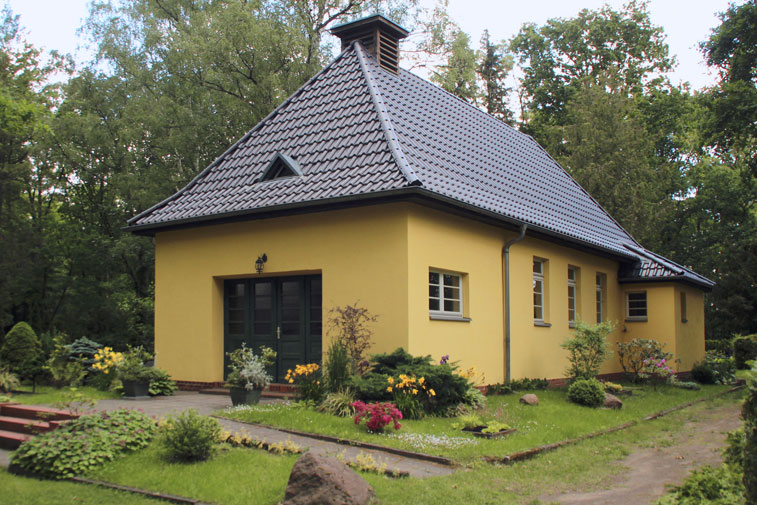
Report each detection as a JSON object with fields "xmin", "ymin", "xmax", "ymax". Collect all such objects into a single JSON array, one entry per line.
[{"xmin": 503, "ymin": 224, "xmax": 527, "ymax": 383}]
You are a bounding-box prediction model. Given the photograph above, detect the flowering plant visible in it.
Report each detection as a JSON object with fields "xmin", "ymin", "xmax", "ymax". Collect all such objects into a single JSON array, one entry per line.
[
  {"xmin": 92, "ymin": 347, "xmax": 123, "ymax": 375},
  {"xmin": 386, "ymin": 374, "xmax": 435, "ymax": 420},
  {"xmin": 226, "ymin": 345, "xmax": 274, "ymax": 390},
  {"xmin": 639, "ymin": 357, "xmax": 675, "ymax": 389},
  {"xmin": 351, "ymin": 401, "xmax": 402, "ymax": 432},
  {"xmin": 285, "ymin": 363, "xmax": 325, "ymax": 402},
  {"xmin": 117, "ymin": 346, "xmax": 154, "ymax": 382}
]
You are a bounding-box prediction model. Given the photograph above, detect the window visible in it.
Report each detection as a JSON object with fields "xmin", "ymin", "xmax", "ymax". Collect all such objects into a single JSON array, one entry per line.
[
  {"xmin": 533, "ymin": 259, "xmax": 546, "ymax": 322},
  {"xmin": 568, "ymin": 267, "xmax": 578, "ymax": 325},
  {"xmin": 626, "ymin": 292, "xmax": 648, "ymax": 321},
  {"xmin": 429, "ymin": 271, "xmax": 462, "ymax": 316},
  {"xmin": 680, "ymin": 292, "xmax": 687, "ymax": 323},
  {"xmin": 595, "ymin": 273, "xmax": 606, "ymax": 323}
]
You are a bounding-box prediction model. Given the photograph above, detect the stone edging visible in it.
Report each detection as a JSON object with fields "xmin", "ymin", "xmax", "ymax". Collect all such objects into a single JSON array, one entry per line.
[
  {"xmin": 485, "ymin": 384, "xmax": 745, "ymax": 465},
  {"xmin": 71, "ymin": 477, "xmax": 213, "ymax": 505},
  {"xmin": 212, "ymin": 415, "xmax": 455, "ymax": 467}
]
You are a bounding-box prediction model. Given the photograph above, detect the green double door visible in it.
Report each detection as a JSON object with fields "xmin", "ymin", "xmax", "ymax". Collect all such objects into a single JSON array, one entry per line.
[{"xmin": 224, "ymin": 275, "xmax": 322, "ymax": 383}]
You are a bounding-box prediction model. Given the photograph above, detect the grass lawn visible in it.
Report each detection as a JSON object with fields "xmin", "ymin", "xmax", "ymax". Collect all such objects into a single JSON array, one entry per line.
[
  {"xmin": 7, "ymin": 385, "xmax": 120, "ymax": 405},
  {"xmin": 218, "ymin": 384, "xmax": 732, "ymax": 463},
  {"xmin": 88, "ymin": 444, "xmax": 298, "ymax": 505},
  {"xmin": 49, "ymin": 392, "xmax": 740, "ymax": 505},
  {"xmin": 0, "ymin": 468, "xmax": 161, "ymax": 505}
]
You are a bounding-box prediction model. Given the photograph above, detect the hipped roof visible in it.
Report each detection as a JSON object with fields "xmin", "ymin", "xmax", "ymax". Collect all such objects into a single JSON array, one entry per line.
[{"xmin": 128, "ymin": 43, "xmax": 713, "ymax": 290}]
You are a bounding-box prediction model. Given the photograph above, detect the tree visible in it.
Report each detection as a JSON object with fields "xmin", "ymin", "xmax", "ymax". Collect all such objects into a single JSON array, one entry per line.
[
  {"xmin": 1, "ymin": 321, "xmax": 44, "ymax": 390},
  {"xmin": 431, "ymin": 29, "xmax": 478, "ymax": 103},
  {"xmin": 477, "ymin": 30, "xmax": 513, "ymax": 123},
  {"xmin": 510, "ymin": 0, "xmax": 673, "ymax": 139}
]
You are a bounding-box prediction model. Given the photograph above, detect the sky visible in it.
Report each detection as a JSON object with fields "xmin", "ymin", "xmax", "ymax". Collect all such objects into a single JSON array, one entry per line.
[{"xmin": 5, "ymin": 0, "xmax": 736, "ymax": 91}]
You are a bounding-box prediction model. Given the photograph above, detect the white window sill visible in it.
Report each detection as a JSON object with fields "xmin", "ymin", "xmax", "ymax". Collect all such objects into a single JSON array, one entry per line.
[
  {"xmin": 534, "ymin": 321, "xmax": 552, "ymax": 327},
  {"xmin": 429, "ymin": 313, "xmax": 471, "ymax": 322},
  {"xmin": 569, "ymin": 321, "xmax": 576, "ymax": 329}
]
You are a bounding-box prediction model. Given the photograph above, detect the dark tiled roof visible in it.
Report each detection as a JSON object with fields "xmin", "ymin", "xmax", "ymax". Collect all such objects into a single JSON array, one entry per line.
[
  {"xmin": 128, "ymin": 43, "xmax": 714, "ymax": 289},
  {"xmin": 619, "ymin": 245, "xmax": 714, "ymax": 288}
]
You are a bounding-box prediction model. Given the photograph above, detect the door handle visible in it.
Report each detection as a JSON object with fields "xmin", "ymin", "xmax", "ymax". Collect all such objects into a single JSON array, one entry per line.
[{"xmin": 276, "ymin": 326, "xmax": 281, "ymax": 340}]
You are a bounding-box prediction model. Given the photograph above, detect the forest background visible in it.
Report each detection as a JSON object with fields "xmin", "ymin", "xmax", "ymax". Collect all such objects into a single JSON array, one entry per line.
[{"xmin": 0, "ymin": 0, "xmax": 754, "ymax": 352}]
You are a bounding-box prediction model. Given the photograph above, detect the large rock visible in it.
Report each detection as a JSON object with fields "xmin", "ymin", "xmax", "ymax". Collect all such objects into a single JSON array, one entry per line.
[
  {"xmin": 519, "ymin": 394, "xmax": 539, "ymax": 406},
  {"xmin": 603, "ymin": 393, "xmax": 623, "ymax": 409},
  {"xmin": 282, "ymin": 452, "xmax": 376, "ymax": 505}
]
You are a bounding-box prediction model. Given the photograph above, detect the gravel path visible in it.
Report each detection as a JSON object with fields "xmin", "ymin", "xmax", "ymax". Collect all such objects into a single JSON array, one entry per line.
[{"xmin": 541, "ymin": 400, "xmax": 742, "ymax": 505}]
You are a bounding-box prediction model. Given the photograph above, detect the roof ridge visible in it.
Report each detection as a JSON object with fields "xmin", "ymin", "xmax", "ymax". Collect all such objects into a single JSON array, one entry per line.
[
  {"xmin": 128, "ymin": 44, "xmax": 361, "ymax": 226},
  {"xmin": 353, "ymin": 42, "xmax": 422, "ymax": 187}
]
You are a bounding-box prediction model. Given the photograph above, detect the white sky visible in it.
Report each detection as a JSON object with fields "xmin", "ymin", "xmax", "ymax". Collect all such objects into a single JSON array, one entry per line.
[{"xmin": 6, "ymin": 0, "xmax": 735, "ymax": 90}]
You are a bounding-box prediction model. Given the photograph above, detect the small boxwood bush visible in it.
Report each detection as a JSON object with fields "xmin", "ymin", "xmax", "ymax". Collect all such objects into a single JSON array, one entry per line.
[
  {"xmin": 733, "ymin": 335, "xmax": 757, "ymax": 369},
  {"xmin": 1, "ymin": 322, "xmax": 44, "ymax": 384},
  {"xmin": 11, "ymin": 409, "xmax": 156, "ymax": 478},
  {"xmin": 692, "ymin": 352, "xmax": 736, "ymax": 385},
  {"xmin": 160, "ymin": 409, "xmax": 221, "ymax": 462},
  {"xmin": 567, "ymin": 378, "xmax": 605, "ymax": 407}
]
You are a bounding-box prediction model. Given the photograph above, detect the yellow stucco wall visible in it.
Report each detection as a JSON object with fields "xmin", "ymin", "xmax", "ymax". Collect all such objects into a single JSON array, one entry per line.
[
  {"xmin": 154, "ymin": 204, "xmax": 411, "ymax": 382},
  {"xmin": 152, "ymin": 202, "xmax": 707, "ymax": 383}
]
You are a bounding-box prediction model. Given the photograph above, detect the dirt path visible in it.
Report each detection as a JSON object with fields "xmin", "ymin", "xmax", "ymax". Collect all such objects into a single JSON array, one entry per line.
[{"xmin": 541, "ymin": 401, "xmax": 742, "ymax": 505}]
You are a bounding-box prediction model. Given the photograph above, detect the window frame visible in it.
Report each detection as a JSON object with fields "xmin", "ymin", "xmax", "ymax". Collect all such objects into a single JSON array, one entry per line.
[
  {"xmin": 595, "ymin": 272, "xmax": 606, "ymax": 323},
  {"xmin": 568, "ymin": 266, "xmax": 578, "ymax": 326},
  {"xmin": 429, "ymin": 270, "xmax": 464, "ymax": 318},
  {"xmin": 533, "ymin": 259, "xmax": 546, "ymax": 324},
  {"xmin": 625, "ymin": 291, "xmax": 648, "ymax": 321}
]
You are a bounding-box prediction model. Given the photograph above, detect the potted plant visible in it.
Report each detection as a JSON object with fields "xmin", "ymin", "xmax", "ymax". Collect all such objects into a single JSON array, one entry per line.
[
  {"xmin": 117, "ymin": 346, "xmax": 153, "ymax": 398},
  {"xmin": 226, "ymin": 345, "xmax": 275, "ymax": 406}
]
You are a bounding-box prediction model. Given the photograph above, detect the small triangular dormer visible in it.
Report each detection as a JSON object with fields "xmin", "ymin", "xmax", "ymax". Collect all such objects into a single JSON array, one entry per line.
[{"xmin": 258, "ymin": 153, "xmax": 303, "ymax": 182}]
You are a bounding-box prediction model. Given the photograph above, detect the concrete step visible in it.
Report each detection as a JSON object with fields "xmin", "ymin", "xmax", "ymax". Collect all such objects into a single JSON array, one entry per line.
[
  {"xmin": 0, "ymin": 429, "xmax": 30, "ymax": 450},
  {"xmin": 261, "ymin": 390, "xmax": 295, "ymax": 399},
  {"xmin": 197, "ymin": 388, "xmax": 229, "ymax": 396},
  {"xmin": 0, "ymin": 403, "xmax": 79, "ymax": 422},
  {"xmin": 0, "ymin": 416, "xmax": 52, "ymax": 435},
  {"xmin": 198, "ymin": 386, "xmax": 295, "ymax": 399}
]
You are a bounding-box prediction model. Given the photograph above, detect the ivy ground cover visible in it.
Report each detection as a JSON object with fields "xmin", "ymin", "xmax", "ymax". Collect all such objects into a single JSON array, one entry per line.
[{"xmin": 218, "ymin": 384, "xmax": 731, "ymax": 463}]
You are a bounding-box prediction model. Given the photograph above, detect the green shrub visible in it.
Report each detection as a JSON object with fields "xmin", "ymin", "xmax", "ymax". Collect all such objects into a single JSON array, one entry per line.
[
  {"xmin": 324, "ymin": 340, "xmax": 351, "ymax": 392},
  {"xmin": 11, "ymin": 409, "xmax": 156, "ymax": 478},
  {"xmin": 45, "ymin": 334, "xmax": 87, "ymax": 388},
  {"xmin": 1, "ymin": 322, "xmax": 44, "ymax": 386},
  {"xmin": 705, "ymin": 337, "xmax": 733, "ymax": 356},
  {"xmin": 348, "ymin": 348, "xmax": 470, "ymax": 415},
  {"xmin": 452, "ymin": 413, "xmax": 483, "ymax": 430},
  {"xmin": 672, "ymin": 380, "xmax": 701, "ymax": 390},
  {"xmin": 733, "ymin": 335, "xmax": 757, "ymax": 369},
  {"xmin": 67, "ymin": 337, "xmax": 104, "ymax": 371},
  {"xmin": 285, "ymin": 363, "xmax": 326, "ymax": 403},
  {"xmin": 692, "ymin": 352, "xmax": 736, "ymax": 385},
  {"xmin": 744, "ymin": 361, "xmax": 757, "ymax": 503},
  {"xmin": 561, "ymin": 320, "xmax": 614, "ymax": 380},
  {"xmin": 465, "ymin": 386, "xmax": 487, "ymax": 409},
  {"xmin": 724, "ymin": 428, "xmax": 744, "ymax": 467},
  {"xmin": 510, "ymin": 377, "xmax": 550, "ymax": 390},
  {"xmin": 567, "ymin": 378, "xmax": 605, "ymax": 407},
  {"xmin": 0, "ymin": 368, "xmax": 20, "ymax": 393},
  {"xmin": 486, "ymin": 383, "xmax": 513, "ymax": 395},
  {"xmin": 655, "ymin": 465, "xmax": 744, "ymax": 504},
  {"xmin": 160, "ymin": 409, "xmax": 222, "ymax": 462},
  {"xmin": 146, "ymin": 368, "xmax": 178, "ymax": 396},
  {"xmin": 317, "ymin": 389, "xmax": 357, "ymax": 417},
  {"xmin": 617, "ymin": 338, "xmax": 673, "ymax": 381}
]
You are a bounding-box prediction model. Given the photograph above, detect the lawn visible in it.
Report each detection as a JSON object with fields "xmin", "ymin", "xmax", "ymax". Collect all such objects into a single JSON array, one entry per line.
[
  {"xmin": 7, "ymin": 385, "xmax": 120, "ymax": 405},
  {"xmin": 218, "ymin": 384, "xmax": 732, "ymax": 463},
  {"xmin": 71, "ymin": 392, "xmax": 740, "ymax": 505},
  {"xmin": 0, "ymin": 468, "xmax": 161, "ymax": 505}
]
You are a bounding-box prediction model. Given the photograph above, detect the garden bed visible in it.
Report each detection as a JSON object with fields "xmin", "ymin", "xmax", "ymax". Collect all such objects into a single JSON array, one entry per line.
[{"xmin": 217, "ymin": 384, "xmax": 732, "ymax": 463}]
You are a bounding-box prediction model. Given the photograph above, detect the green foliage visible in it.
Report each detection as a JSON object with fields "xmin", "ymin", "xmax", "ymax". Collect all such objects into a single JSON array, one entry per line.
[
  {"xmin": 11, "ymin": 408, "xmax": 156, "ymax": 478},
  {"xmin": 317, "ymin": 389, "xmax": 357, "ymax": 417},
  {"xmin": 52, "ymin": 387, "xmax": 98, "ymax": 416},
  {"xmin": 701, "ymin": 1, "xmax": 757, "ymax": 84},
  {"xmin": 145, "ymin": 368, "xmax": 177, "ymax": 396},
  {"xmin": 486, "ymin": 378, "xmax": 549, "ymax": 396},
  {"xmin": 478, "ymin": 30, "xmax": 514, "ymax": 123},
  {"xmin": 452, "ymin": 413, "xmax": 483, "ymax": 430},
  {"xmin": 733, "ymin": 335, "xmax": 757, "ymax": 369},
  {"xmin": 617, "ymin": 338, "xmax": 673, "ymax": 380},
  {"xmin": 656, "ymin": 465, "xmax": 744, "ymax": 505},
  {"xmin": 67, "ymin": 337, "xmax": 103, "ymax": 368},
  {"xmin": 327, "ymin": 303, "xmax": 378, "ymax": 375},
  {"xmin": 567, "ymin": 378, "xmax": 605, "ymax": 408},
  {"xmin": 672, "ymin": 381, "xmax": 701, "ymax": 391},
  {"xmin": 691, "ymin": 353, "xmax": 736, "ymax": 385},
  {"xmin": 1, "ymin": 322, "xmax": 43, "ymax": 383},
  {"xmin": 465, "ymin": 386, "xmax": 487, "ymax": 410},
  {"xmin": 324, "ymin": 340, "xmax": 351, "ymax": 392},
  {"xmin": 481, "ymin": 421, "xmax": 511, "ymax": 434},
  {"xmin": 724, "ymin": 428, "xmax": 744, "ymax": 468},
  {"xmin": 159, "ymin": 409, "xmax": 221, "ymax": 462},
  {"xmin": 44, "ymin": 334, "xmax": 87, "ymax": 388},
  {"xmin": 744, "ymin": 361, "xmax": 757, "ymax": 503},
  {"xmin": 0, "ymin": 368, "xmax": 20, "ymax": 392},
  {"xmin": 226, "ymin": 344, "xmax": 274, "ymax": 390},
  {"xmin": 117, "ymin": 346, "xmax": 154, "ymax": 382},
  {"xmin": 486, "ymin": 383, "xmax": 513, "ymax": 395},
  {"xmin": 349, "ymin": 348, "xmax": 470, "ymax": 415},
  {"xmin": 431, "ymin": 29, "xmax": 478, "ymax": 104},
  {"xmin": 561, "ymin": 320, "xmax": 614, "ymax": 380},
  {"xmin": 285, "ymin": 364, "xmax": 326, "ymax": 403}
]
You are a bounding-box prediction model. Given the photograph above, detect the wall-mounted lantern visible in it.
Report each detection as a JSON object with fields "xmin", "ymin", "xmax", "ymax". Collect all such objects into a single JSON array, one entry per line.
[{"xmin": 255, "ymin": 253, "xmax": 268, "ymax": 274}]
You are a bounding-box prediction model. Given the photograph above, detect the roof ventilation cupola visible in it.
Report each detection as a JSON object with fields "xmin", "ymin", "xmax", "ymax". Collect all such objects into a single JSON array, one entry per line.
[{"xmin": 330, "ymin": 15, "xmax": 409, "ymax": 74}]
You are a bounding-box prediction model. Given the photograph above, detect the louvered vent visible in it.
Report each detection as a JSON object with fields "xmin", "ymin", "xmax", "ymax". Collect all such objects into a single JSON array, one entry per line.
[{"xmin": 331, "ymin": 15, "xmax": 408, "ymax": 74}]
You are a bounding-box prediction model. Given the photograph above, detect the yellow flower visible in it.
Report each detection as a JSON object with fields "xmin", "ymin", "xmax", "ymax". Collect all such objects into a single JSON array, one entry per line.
[
  {"xmin": 386, "ymin": 386, "xmax": 393, "ymax": 393},
  {"xmin": 429, "ymin": 389, "xmax": 436, "ymax": 396},
  {"xmin": 288, "ymin": 379, "xmax": 294, "ymax": 384},
  {"xmin": 412, "ymin": 389, "xmax": 418, "ymax": 395},
  {"xmin": 387, "ymin": 377, "xmax": 394, "ymax": 385},
  {"xmin": 418, "ymin": 377, "xmax": 425, "ymax": 385}
]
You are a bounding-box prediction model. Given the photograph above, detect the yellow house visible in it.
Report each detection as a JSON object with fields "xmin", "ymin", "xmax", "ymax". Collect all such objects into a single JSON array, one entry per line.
[{"xmin": 127, "ymin": 16, "xmax": 713, "ymax": 388}]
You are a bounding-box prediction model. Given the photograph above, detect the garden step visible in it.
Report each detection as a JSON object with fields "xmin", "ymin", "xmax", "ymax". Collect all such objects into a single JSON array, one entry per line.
[
  {"xmin": 0, "ymin": 429, "xmax": 30, "ymax": 450},
  {"xmin": 261, "ymin": 390, "xmax": 295, "ymax": 399},
  {"xmin": 0, "ymin": 416, "xmax": 52, "ymax": 435},
  {"xmin": 0, "ymin": 404, "xmax": 78, "ymax": 421},
  {"xmin": 198, "ymin": 388, "xmax": 230, "ymax": 396}
]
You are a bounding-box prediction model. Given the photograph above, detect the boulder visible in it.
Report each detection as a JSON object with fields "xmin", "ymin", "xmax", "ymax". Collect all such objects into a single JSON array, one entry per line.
[
  {"xmin": 282, "ymin": 452, "xmax": 376, "ymax": 505},
  {"xmin": 519, "ymin": 394, "xmax": 539, "ymax": 406},
  {"xmin": 603, "ymin": 393, "xmax": 623, "ymax": 409}
]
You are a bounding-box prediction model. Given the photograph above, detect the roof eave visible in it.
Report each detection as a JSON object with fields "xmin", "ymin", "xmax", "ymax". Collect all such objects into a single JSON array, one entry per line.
[{"xmin": 618, "ymin": 275, "xmax": 715, "ymax": 292}]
